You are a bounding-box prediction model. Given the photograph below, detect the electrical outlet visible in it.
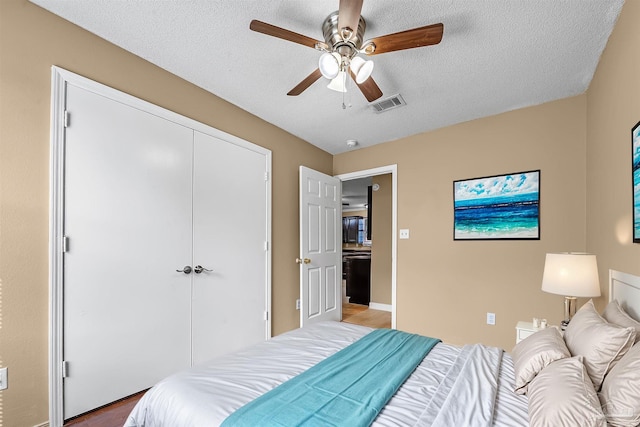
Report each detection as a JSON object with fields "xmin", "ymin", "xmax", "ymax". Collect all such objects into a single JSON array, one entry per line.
[
  {"xmin": 399, "ymin": 229, "xmax": 410, "ymax": 239},
  {"xmin": 296, "ymin": 299, "xmax": 301, "ymax": 310},
  {"xmin": 486, "ymin": 312, "xmax": 496, "ymax": 325},
  {"xmin": 0, "ymin": 367, "xmax": 7, "ymax": 390}
]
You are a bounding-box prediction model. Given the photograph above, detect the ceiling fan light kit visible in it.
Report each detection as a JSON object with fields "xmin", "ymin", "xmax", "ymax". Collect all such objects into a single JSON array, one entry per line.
[
  {"xmin": 319, "ymin": 52, "xmax": 341, "ymax": 79},
  {"xmin": 327, "ymin": 71, "xmax": 348, "ymax": 93},
  {"xmin": 349, "ymin": 56, "xmax": 374, "ymax": 84},
  {"xmin": 250, "ymin": 0, "xmax": 444, "ymax": 103}
]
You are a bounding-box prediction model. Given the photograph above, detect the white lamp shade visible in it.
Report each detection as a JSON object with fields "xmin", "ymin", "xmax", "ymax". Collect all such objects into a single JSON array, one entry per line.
[
  {"xmin": 327, "ymin": 71, "xmax": 347, "ymax": 92},
  {"xmin": 319, "ymin": 52, "xmax": 340, "ymax": 79},
  {"xmin": 350, "ymin": 56, "xmax": 374, "ymax": 84},
  {"xmin": 541, "ymin": 253, "xmax": 601, "ymax": 297}
]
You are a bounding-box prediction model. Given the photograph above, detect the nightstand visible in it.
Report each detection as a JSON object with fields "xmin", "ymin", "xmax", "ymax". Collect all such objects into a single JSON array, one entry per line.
[{"xmin": 515, "ymin": 321, "xmax": 543, "ymax": 344}]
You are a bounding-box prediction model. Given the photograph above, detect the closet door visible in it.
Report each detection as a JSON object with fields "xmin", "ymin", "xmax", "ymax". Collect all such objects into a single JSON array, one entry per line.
[
  {"xmin": 63, "ymin": 84, "xmax": 193, "ymax": 418},
  {"xmin": 191, "ymin": 131, "xmax": 268, "ymax": 365}
]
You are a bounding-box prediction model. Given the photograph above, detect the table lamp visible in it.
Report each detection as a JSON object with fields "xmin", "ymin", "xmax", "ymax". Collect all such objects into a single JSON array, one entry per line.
[{"xmin": 541, "ymin": 253, "xmax": 601, "ymax": 329}]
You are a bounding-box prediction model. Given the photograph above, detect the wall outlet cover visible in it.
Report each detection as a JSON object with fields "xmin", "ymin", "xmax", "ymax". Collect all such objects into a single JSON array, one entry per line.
[
  {"xmin": 0, "ymin": 367, "xmax": 7, "ymax": 390},
  {"xmin": 486, "ymin": 312, "xmax": 496, "ymax": 325}
]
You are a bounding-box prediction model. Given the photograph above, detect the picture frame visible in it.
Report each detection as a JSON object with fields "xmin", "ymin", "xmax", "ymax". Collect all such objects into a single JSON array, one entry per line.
[
  {"xmin": 453, "ymin": 170, "xmax": 540, "ymax": 240},
  {"xmin": 633, "ymin": 121, "xmax": 640, "ymax": 244}
]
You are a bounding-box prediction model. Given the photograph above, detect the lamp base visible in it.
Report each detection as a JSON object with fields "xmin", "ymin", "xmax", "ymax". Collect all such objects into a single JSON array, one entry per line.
[{"xmin": 562, "ymin": 296, "xmax": 578, "ymax": 329}]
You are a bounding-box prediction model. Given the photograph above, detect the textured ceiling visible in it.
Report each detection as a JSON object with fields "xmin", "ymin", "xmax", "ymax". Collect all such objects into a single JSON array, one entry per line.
[{"xmin": 30, "ymin": 0, "xmax": 624, "ymax": 154}]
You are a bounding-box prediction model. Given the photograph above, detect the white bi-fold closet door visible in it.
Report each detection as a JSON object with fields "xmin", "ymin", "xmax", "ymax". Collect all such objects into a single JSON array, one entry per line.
[{"xmin": 60, "ymin": 77, "xmax": 270, "ymax": 419}]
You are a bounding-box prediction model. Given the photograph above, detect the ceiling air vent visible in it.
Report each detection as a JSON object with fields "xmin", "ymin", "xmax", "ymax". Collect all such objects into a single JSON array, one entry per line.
[{"xmin": 371, "ymin": 94, "xmax": 406, "ymax": 113}]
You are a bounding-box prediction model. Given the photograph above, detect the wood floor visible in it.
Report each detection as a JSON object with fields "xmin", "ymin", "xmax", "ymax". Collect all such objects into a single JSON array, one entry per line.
[
  {"xmin": 64, "ymin": 391, "xmax": 145, "ymax": 427},
  {"xmin": 64, "ymin": 303, "xmax": 391, "ymax": 426},
  {"xmin": 342, "ymin": 302, "xmax": 392, "ymax": 329}
]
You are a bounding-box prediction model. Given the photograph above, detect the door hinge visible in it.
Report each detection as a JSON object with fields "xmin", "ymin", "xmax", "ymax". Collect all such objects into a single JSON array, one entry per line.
[
  {"xmin": 264, "ymin": 172, "xmax": 269, "ymax": 181},
  {"xmin": 62, "ymin": 236, "xmax": 70, "ymax": 253},
  {"xmin": 64, "ymin": 110, "xmax": 70, "ymax": 128},
  {"xmin": 264, "ymin": 311, "xmax": 269, "ymax": 321},
  {"xmin": 264, "ymin": 241, "xmax": 269, "ymax": 251},
  {"xmin": 62, "ymin": 361, "xmax": 69, "ymax": 378}
]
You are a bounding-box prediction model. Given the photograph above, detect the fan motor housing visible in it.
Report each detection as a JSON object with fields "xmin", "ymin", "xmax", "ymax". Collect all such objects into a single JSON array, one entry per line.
[{"xmin": 322, "ymin": 10, "xmax": 367, "ymax": 56}]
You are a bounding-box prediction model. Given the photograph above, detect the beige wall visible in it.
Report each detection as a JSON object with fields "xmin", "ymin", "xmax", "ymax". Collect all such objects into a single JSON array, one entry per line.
[
  {"xmin": 370, "ymin": 174, "xmax": 392, "ymax": 305},
  {"xmin": 586, "ymin": 0, "xmax": 640, "ymax": 286},
  {"xmin": 0, "ymin": 1, "xmax": 332, "ymax": 425},
  {"xmin": 335, "ymin": 95, "xmax": 589, "ymax": 349}
]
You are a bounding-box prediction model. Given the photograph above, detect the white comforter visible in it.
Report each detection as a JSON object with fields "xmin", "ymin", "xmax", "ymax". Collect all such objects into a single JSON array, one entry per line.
[{"xmin": 125, "ymin": 321, "xmax": 528, "ymax": 426}]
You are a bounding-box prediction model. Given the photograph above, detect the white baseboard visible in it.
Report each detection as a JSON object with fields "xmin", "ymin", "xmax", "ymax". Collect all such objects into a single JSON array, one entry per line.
[
  {"xmin": 33, "ymin": 422, "xmax": 49, "ymax": 427},
  {"xmin": 369, "ymin": 302, "xmax": 392, "ymax": 312}
]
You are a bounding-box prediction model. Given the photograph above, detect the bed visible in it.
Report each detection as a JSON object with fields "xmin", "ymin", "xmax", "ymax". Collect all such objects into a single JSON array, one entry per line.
[{"xmin": 125, "ymin": 269, "xmax": 640, "ymax": 427}]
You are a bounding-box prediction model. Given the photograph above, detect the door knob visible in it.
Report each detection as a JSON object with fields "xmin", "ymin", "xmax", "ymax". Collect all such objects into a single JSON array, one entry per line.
[
  {"xmin": 295, "ymin": 258, "xmax": 311, "ymax": 264},
  {"xmin": 176, "ymin": 266, "xmax": 192, "ymax": 274},
  {"xmin": 194, "ymin": 265, "xmax": 213, "ymax": 274}
]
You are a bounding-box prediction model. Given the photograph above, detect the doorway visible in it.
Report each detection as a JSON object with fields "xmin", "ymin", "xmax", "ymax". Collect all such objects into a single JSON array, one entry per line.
[{"xmin": 336, "ymin": 165, "xmax": 397, "ymax": 329}]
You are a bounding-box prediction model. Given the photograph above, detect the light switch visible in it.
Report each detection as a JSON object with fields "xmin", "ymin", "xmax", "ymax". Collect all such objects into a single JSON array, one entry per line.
[{"xmin": 399, "ymin": 229, "xmax": 410, "ymax": 239}]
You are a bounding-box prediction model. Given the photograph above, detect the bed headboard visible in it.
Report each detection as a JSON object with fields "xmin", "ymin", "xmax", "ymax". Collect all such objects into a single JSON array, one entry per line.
[{"xmin": 609, "ymin": 269, "xmax": 640, "ymax": 322}]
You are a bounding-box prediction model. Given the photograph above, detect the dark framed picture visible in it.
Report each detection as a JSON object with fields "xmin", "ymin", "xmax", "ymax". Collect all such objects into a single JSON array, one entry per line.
[
  {"xmin": 454, "ymin": 170, "xmax": 540, "ymax": 240},
  {"xmin": 633, "ymin": 121, "xmax": 640, "ymax": 244}
]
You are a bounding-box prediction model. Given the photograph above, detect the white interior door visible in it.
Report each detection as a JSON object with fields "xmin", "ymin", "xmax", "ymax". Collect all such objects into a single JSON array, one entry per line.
[
  {"xmin": 63, "ymin": 84, "xmax": 193, "ymax": 418},
  {"xmin": 191, "ymin": 131, "xmax": 269, "ymax": 365},
  {"xmin": 299, "ymin": 166, "xmax": 342, "ymax": 326}
]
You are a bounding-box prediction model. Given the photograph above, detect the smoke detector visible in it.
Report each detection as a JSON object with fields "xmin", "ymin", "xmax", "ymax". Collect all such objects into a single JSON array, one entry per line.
[{"xmin": 346, "ymin": 139, "xmax": 358, "ymax": 148}]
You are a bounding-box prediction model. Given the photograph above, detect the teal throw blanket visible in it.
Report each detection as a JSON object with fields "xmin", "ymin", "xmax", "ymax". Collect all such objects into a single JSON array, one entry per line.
[{"xmin": 221, "ymin": 328, "xmax": 440, "ymax": 427}]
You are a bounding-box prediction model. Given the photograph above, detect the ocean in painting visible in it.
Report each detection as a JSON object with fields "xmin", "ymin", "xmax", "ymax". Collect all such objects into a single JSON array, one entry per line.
[
  {"xmin": 635, "ymin": 167, "xmax": 640, "ymax": 240},
  {"xmin": 454, "ymin": 172, "xmax": 540, "ymax": 239},
  {"xmin": 455, "ymin": 192, "xmax": 539, "ymax": 239},
  {"xmin": 634, "ymin": 131, "xmax": 640, "ymax": 240}
]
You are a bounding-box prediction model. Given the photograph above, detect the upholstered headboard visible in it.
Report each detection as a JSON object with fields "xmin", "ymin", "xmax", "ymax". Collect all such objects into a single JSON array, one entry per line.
[{"xmin": 609, "ymin": 269, "xmax": 640, "ymax": 322}]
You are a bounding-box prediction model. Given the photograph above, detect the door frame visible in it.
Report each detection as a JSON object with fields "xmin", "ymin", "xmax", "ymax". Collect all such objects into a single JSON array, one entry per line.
[
  {"xmin": 335, "ymin": 165, "xmax": 397, "ymax": 329},
  {"xmin": 48, "ymin": 66, "xmax": 272, "ymax": 426}
]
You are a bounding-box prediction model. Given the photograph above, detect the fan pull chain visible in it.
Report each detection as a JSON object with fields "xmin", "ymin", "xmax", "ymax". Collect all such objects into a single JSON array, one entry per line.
[
  {"xmin": 342, "ymin": 70, "xmax": 347, "ymax": 109},
  {"xmin": 342, "ymin": 67, "xmax": 352, "ymax": 109},
  {"xmin": 347, "ymin": 69, "xmax": 352, "ymax": 108}
]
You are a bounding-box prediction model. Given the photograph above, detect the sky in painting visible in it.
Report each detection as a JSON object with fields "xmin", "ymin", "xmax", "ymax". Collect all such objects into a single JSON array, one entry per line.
[{"xmin": 455, "ymin": 172, "xmax": 539, "ymax": 201}]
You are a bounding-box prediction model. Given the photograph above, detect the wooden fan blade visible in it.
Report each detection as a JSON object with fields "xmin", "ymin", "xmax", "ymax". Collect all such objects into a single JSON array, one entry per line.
[
  {"xmin": 349, "ymin": 70, "xmax": 383, "ymax": 102},
  {"xmin": 287, "ymin": 69, "xmax": 323, "ymax": 96},
  {"xmin": 365, "ymin": 23, "xmax": 444, "ymax": 55},
  {"xmin": 250, "ymin": 20, "xmax": 327, "ymax": 50},
  {"xmin": 338, "ymin": 0, "xmax": 364, "ymax": 40}
]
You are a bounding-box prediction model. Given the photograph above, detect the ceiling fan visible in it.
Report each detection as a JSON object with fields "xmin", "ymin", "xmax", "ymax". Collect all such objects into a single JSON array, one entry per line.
[{"xmin": 249, "ymin": 0, "xmax": 444, "ymax": 102}]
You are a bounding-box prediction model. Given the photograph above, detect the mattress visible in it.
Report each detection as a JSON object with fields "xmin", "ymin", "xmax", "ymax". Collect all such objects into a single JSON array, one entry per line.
[{"xmin": 125, "ymin": 321, "xmax": 528, "ymax": 426}]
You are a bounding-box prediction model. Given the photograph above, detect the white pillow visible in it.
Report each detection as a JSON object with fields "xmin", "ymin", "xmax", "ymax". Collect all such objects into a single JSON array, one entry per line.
[
  {"xmin": 602, "ymin": 300, "xmax": 640, "ymax": 344},
  {"xmin": 511, "ymin": 326, "xmax": 570, "ymax": 394},
  {"xmin": 563, "ymin": 300, "xmax": 636, "ymax": 390},
  {"xmin": 599, "ymin": 342, "xmax": 640, "ymax": 427},
  {"xmin": 527, "ymin": 356, "xmax": 606, "ymax": 427}
]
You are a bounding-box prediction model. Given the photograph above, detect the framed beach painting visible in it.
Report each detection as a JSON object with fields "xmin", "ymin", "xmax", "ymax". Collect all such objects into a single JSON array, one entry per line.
[
  {"xmin": 633, "ymin": 121, "xmax": 640, "ymax": 244},
  {"xmin": 454, "ymin": 170, "xmax": 540, "ymax": 240}
]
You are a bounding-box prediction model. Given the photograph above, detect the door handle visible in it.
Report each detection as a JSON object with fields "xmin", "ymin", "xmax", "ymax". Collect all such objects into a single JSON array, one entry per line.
[
  {"xmin": 295, "ymin": 258, "xmax": 311, "ymax": 264},
  {"xmin": 176, "ymin": 266, "xmax": 192, "ymax": 274},
  {"xmin": 194, "ymin": 265, "xmax": 213, "ymax": 274}
]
